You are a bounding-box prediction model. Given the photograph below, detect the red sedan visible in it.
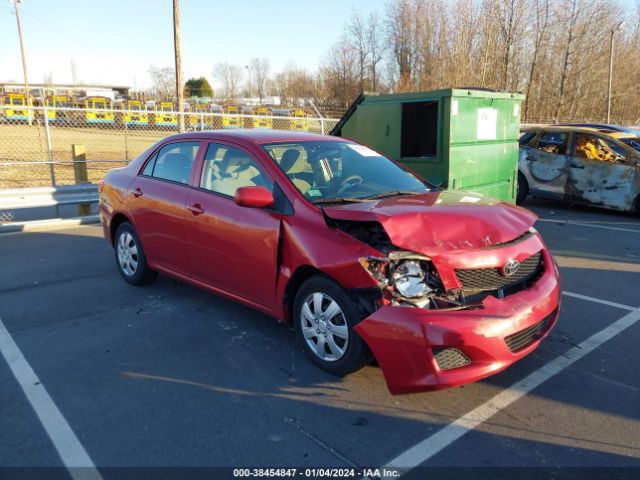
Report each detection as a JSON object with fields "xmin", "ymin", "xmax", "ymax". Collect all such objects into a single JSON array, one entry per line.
[{"xmin": 99, "ymin": 130, "xmax": 561, "ymax": 394}]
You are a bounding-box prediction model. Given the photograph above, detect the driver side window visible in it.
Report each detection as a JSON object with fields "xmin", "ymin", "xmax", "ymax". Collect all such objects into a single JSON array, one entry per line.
[{"xmin": 574, "ymin": 134, "xmax": 627, "ymax": 164}]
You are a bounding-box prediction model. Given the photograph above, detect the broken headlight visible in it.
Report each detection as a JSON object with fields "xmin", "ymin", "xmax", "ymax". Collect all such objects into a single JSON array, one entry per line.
[{"xmin": 392, "ymin": 260, "xmax": 430, "ymax": 298}]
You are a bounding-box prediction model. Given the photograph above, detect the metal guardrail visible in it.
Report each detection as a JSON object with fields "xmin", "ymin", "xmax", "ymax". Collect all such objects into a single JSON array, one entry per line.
[
  {"xmin": 0, "ymin": 184, "xmax": 98, "ymax": 210},
  {"xmin": 0, "ymin": 184, "xmax": 98, "ymax": 224}
]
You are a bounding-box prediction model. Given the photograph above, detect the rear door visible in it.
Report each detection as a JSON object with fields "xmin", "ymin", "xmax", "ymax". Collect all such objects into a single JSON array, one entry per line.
[
  {"xmin": 524, "ymin": 131, "xmax": 571, "ymax": 199},
  {"xmin": 568, "ymin": 133, "xmax": 638, "ymax": 211},
  {"xmin": 127, "ymin": 140, "xmax": 202, "ymax": 275}
]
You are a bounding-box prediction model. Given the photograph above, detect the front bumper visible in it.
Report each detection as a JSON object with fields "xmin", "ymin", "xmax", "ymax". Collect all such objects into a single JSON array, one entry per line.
[{"xmin": 354, "ymin": 248, "xmax": 561, "ymax": 395}]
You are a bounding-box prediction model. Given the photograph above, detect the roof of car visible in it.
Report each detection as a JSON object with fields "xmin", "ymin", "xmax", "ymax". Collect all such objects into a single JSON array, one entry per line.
[
  {"xmin": 521, "ymin": 125, "xmax": 639, "ymax": 139},
  {"xmin": 158, "ymin": 129, "xmax": 344, "ymax": 145},
  {"xmin": 558, "ymin": 123, "xmax": 640, "ymax": 134},
  {"xmin": 521, "ymin": 125, "xmax": 600, "ymax": 133}
]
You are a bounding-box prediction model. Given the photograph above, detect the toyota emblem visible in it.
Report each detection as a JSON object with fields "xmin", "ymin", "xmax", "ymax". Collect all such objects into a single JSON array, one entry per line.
[{"xmin": 502, "ymin": 259, "xmax": 520, "ymax": 277}]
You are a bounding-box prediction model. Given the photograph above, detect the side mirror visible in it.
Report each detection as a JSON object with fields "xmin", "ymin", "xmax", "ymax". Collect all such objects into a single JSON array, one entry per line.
[{"xmin": 234, "ymin": 186, "xmax": 274, "ymax": 208}]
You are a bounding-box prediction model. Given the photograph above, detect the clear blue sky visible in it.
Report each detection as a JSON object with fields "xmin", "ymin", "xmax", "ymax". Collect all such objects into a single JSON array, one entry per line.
[{"xmin": 0, "ymin": 0, "xmax": 387, "ymax": 90}]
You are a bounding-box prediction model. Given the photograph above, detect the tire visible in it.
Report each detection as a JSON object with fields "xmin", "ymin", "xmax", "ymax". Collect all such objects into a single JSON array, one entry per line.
[
  {"xmin": 293, "ymin": 275, "xmax": 371, "ymax": 376},
  {"xmin": 516, "ymin": 172, "xmax": 529, "ymax": 205},
  {"xmin": 114, "ymin": 222, "xmax": 157, "ymax": 286}
]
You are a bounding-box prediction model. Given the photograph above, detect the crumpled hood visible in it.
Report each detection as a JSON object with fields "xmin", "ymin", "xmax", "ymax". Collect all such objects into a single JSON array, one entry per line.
[{"xmin": 322, "ymin": 190, "xmax": 537, "ymax": 254}]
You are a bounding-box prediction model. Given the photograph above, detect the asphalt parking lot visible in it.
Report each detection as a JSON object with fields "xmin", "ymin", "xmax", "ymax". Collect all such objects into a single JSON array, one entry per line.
[{"xmin": 1, "ymin": 197, "xmax": 639, "ymax": 479}]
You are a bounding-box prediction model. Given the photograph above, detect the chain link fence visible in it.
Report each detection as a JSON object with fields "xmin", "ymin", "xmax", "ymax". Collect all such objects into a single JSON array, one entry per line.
[{"xmin": 0, "ymin": 105, "xmax": 339, "ymax": 189}]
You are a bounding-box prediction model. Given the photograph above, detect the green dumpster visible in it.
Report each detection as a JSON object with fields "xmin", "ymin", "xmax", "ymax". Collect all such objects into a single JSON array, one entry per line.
[{"xmin": 330, "ymin": 89, "xmax": 524, "ymax": 203}]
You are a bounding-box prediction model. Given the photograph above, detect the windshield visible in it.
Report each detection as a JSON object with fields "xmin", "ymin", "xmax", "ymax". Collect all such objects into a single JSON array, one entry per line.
[{"xmin": 262, "ymin": 141, "xmax": 432, "ymax": 203}]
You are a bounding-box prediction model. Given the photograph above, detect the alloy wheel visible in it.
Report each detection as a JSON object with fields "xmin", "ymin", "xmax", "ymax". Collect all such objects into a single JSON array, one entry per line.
[
  {"xmin": 300, "ymin": 292, "xmax": 349, "ymax": 362},
  {"xmin": 117, "ymin": 231, "xmax": 138, "ymax": 277}
]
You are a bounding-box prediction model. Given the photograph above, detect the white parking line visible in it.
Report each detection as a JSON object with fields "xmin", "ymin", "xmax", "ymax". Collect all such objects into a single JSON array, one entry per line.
[
  {"xmin": 0, "ymin": 318, "xmax": 103, "ymax": 480},
  {"xmin": 386, "ymin": 298, "xmax": 640, "ymax": 473},
  {"xmin": 562, "ymin": 291, "xmax": 636, "ymax": 311},
  {"xmin": 537, "ymin": 218, "xmax": 640, "ymax": 234}
]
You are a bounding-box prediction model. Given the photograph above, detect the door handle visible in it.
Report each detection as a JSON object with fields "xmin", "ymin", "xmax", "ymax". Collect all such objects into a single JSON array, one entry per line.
[
  {"xmin": 570, "ymin": 164, "xmax": 585, "ymax": 169},
  {"xmin": 187, "ymin": 203, "xmax": 205, "ymax": 215},
  {"xmin": 130, "ymin": 187, "xmax": 143, "ymax": 198},
  {"xmin": 526, "ymin": 156, "xmax": 537, "ymax": 162}
]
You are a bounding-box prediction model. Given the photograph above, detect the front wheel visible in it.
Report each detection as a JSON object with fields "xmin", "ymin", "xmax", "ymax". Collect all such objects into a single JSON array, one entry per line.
[
  {"xmin": 114, "ymin": 222, "xmax": 157, "ymax": 286},
  {"xmin": 293, "ymin": 275, "xmax": 371, "ymax": 376}
]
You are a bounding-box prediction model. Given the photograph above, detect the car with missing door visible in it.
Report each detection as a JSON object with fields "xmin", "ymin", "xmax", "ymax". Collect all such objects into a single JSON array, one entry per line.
[
  {"xmin": 517, "ymin": 125, "xmax": 640, "ymax": 213},
  {"xmin": 99, "ymin": 130, "xmax": 560, "ymax": 394}
]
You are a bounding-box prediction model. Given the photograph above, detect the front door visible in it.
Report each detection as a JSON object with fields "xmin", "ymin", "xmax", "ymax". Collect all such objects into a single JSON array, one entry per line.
[
  {"xmin": 127, "ymin": 140, "xmax": 201, "ymax": 274},
  {"xmin": 185, "ymin": 142, "xmax": 281, "ymax": 308},
  {"xmin": 525, "ymin": 131, "xmax": 570, "ymax": 200},
  {"xmin": 568, "ymin": 133, "xmax": 637, "ymax": 211}
]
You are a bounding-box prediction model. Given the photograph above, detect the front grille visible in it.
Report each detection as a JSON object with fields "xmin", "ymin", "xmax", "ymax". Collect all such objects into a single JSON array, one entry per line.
[
  {"xmin": 455, "ymin": 251, "xmax": 543, "ymax": 297},
  {"xmin": 433, "ymin": 348, "xmax": 471, "ymax": 370},
  {"xmin": 505, "ymin": 312, "xmax": 554, "ymax": 353}
]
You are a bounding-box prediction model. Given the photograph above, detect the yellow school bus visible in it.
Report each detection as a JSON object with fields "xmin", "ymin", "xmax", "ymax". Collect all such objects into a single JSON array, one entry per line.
[
  {"xmin": 2, "ymin": 93, "xmax": 30, "ymax": 121},
  {"xmin": 290, "ymin": 109, "xmax": 308, "ymax": 131},
  {"xmin": 122, "ymin": 100, "xmax": 148, "ymax": 126},
  {"xmin": 44, "ymin": 95, "xmax": 73, "ymax": 122},
  {"xmin": 222, "ymin": 105, "xmax": 242, "ymax": 128},
  {"xmin": 84, "ymin": 96, "xmax": 114, "ymax": 124},
  {"xmin": 154, "ymin": 102, "xmax": 178, "ymax": 128},
  {"xmin": 251, "ymin": 106, "xmax": 273, "ymax": 129},
  {"xmin": 188, "ymin": 104, "xmax": 212, "ymax": 129}
]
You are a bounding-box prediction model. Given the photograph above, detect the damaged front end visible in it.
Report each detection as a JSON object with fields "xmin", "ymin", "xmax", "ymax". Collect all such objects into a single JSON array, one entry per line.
[
  {"xmin": 327, "ymin": 214, "xmax": 561, "ymax": 395},
  {"xmin": 359, "ymin": 251, "xmax": 478, "ymax": 311},
  {"xmin": 329, "ymin": 217, "xmax": 480, "ymax": 312}
]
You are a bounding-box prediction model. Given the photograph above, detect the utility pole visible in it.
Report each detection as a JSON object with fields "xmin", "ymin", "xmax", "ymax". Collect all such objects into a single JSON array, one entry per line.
[
  {"xmin": 245, "ymin": 65, "xmax": 251, "ymax": 101},
  {"xmin": 607, "ymin": 20, "xmax": 625, "ymax": 124},
  {"xmin": 11, "ymin": 0, "xmax": 31, "ymax": 123},
  {"xmin": 173, "ymin": 0, "xmax": 184, "ymax": 131}
]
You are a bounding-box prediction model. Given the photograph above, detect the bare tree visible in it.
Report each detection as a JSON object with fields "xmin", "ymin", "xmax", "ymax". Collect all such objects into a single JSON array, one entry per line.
[
  {"xmin": 348, "ymin": 11, "xmax": 369, "ymax": 92},
  {"xmin": 321, "ymin": 36, "xmax": 360, "ymax": 107},
  {"xmin": 212, "ymin": 62, "xmax": 244, "ymax": 100},
  {"xmin": 367, "ymin": 12, "xmax": 386, "ymax": 92},
  {"xmin": 386, "ymin": 0, "xmax": 418, "ymax": 91},
  {"xmin": 523, "ymin": 0, "xmax": 551, "ymax": 121},
  {"xmin": 495, "ymin": 0, "xmax": 528, "ymax": 90},
  {"xmin": 220, "ymin": 0, "xmax": 640, "ymax": 122},
  {"xmin": 148, "ymin": 66, "xmax": 176, "ymax": 101},
  {"xmin": 250, "ymin": 57, "xmax": 270, "ymax": 103}
]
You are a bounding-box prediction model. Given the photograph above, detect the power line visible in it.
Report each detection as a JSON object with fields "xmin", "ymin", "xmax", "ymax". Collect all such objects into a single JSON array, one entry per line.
[{"xmin": 17, "ymin": 8, "xmax": 147, "ymax": 73}]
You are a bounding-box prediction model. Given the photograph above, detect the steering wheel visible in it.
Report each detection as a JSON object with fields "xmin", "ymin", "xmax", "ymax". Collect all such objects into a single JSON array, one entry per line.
[{"xmin": 336, "ymin": 175, "xmax": 363, "ymax": 195}]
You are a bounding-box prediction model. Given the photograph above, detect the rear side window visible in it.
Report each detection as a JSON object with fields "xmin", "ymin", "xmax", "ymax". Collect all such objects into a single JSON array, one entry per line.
[
  {"xmin": 536, "ymin": 132, "xmax": 568, "ymax": 155},
  {"xmin": 142, "ymin": 141, "xmax": 200, "ymax": 184},
  {"xmin": 574, "ymin": 134, "xmax": 626, "ymax": 163}
]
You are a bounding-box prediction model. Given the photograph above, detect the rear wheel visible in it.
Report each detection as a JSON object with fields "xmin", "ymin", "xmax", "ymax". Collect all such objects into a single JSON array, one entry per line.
[
  {"xmin": 114, "ymin": 222, "xmax": 157, "ymax": 286},
  {"xmin": 516, "ymin": 172, "xmax": 529, "ymax": 205},
  {"xmin": 293, "ymin": 275, "xmax": 371, "ymax": 376}
]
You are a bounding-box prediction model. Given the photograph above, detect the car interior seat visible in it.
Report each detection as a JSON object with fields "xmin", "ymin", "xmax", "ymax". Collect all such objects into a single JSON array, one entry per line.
[
  {"xmin": 279, "ymin": 149, "xmax": 313, "ymax": 194},
  {"xmin": 209, "ymin": 150, "xmax": 264, "ymax": 196}
]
